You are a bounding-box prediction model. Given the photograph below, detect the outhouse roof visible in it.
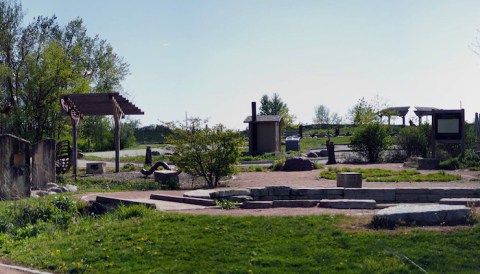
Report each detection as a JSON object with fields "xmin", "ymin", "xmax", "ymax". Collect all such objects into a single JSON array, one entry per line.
[{"xmin": 244, "ymin": 115, "xmax": 284, "ymax": 123}]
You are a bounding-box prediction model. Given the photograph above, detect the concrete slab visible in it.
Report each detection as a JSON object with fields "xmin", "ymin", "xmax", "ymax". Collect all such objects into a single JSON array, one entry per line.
[
  {"xmin": 183, "ymin": 189, "xmax": 216, "ymax": 199},
  {"xmin": 374, "ymin": 204, "xmax": 472, "ymax": 227},
  {"xmin": 150, "ymin": 194, "xmax": 216, "ymax": 206}
]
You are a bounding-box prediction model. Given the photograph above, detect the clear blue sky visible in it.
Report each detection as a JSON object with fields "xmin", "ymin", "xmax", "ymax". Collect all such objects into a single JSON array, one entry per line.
[{"xmin": 21, "ymin": 0, "xmax": 480, "ymax": 129}]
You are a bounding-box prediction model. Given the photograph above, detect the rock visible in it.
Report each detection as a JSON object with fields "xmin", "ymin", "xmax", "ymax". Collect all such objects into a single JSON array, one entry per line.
[
  {"xmin": 373, "ymin": 204, "xmax": 473, "ymax": 228},
  {"xmin": 60, "ymin": 186, "xmax": 69, "ymax": 192},
  {"xmin": 151, "ymin": 150, "xmax": 160, "ymax": 156},
  {"xmin": 318, "ymin": 150, "xmax": 328, "ymax": 157},
  {"xmin": 36, "ymin": 190, "xmax": 50, "ymax": 197},
  {"xmin": 65, "ymin": 184, "xmax": 78, "ymax": 192},
  {"xmin": 154, "ymin": 170, "xmax": 179, "ymax": 185},
  {"xmin": 282, "ymin": 157, "xmax": 313, "ymax": 171},
  {"xmin": 30, "ymin": 193, "xmax": 39, "ymax": 198},
  {"xmin": 49, "ymin": 187, "xmax": 64, "ymax": 193},
  {"xmin": 77, "ymin": 152, "xmax": 84, "ymax": 159},
  {"xmin": 307, "ymin": 152, "xmax": 318, "ymax": 158},
  {"xmin": 46, "ymin": 182, "xmax": 59, "ymax": 189}
]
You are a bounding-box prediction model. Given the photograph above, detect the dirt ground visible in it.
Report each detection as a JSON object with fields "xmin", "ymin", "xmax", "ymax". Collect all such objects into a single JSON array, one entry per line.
[{"xmin": 84, "ymin": 163, "xmax": 480, "ymax": 217}]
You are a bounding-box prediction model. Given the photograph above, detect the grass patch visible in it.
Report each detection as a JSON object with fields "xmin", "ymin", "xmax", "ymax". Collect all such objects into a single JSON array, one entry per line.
[
  {"xmin": 82, "ymin": 154, "xmax": 168, "ymax": 164},
  {"xmin": 320, "ymin": 167, "xmax": 461, "ymax": 182},
  {"xmin": 300, "ymin": 136, "xmax": 351, "ymax": 151},
  {"xmin": 68, "ymin": 177, "xmax": 160, "ymax": 192},
  {"xmin": 2, "ymin": 209, "xmax": 480, "ymax": 273}
]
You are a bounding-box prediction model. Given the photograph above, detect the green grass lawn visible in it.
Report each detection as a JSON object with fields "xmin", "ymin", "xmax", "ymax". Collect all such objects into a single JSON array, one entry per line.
[
  {"xmin": 320, "ymin": 167, "xmax": 462, "ymax": 182},
  {"xmin": 2, "ymin": 205, "xmax": 479, "ymax": 273},
  {"xmin": 300, "ymin": 136, "xmax": 351, "ymax": 151}
]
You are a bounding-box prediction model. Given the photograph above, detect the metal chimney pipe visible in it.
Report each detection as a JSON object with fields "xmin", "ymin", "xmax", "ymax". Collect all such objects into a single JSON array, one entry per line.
[{"xmin": 251, "ymin": 102, "xmax": 257, "ymax": 154}]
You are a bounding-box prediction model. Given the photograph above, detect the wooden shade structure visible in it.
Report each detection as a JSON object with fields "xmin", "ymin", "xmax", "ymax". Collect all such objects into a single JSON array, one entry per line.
[{"xmin": 60, "ymin": 93, "xmax": 144, "ymax": 175}]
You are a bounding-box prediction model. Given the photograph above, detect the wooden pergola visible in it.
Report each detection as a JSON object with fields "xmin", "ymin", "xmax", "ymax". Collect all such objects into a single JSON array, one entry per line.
[{"xmin": 60, "ymin": 93, "xmax": 144, "ymax": 175}]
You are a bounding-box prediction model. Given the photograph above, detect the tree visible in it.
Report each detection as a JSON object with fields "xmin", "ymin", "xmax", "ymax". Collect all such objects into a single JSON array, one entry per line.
[
  {"xmin": 259, "ymin": 93, "xmax": 296, "ymax": 126},
  {"xmin": 313, "ymin": 105, "xmax": 342, "ymax": 125},
  {"xmin": 397, "ymin": 126, "xmax": 429, "ymax": 157},
  {"xmin": 348, "ymin": 97, "xmax": 377, "ymax": 125},
  {"xmin": 167, "ymin": 120, "xmax": 242, "ymax": 188},
  {"xmin": 349, "ymin": 123, "xmax": 392, "ymax": 163},
  {"xmin": 0, "ymin": 1, "xmax": 129, "ymax": 144}
]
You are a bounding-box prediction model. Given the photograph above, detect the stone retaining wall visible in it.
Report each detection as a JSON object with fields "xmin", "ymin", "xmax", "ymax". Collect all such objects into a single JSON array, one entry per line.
[{"xmin": 237, "ymin": 186, "xmax": 480, "ymax": 203}]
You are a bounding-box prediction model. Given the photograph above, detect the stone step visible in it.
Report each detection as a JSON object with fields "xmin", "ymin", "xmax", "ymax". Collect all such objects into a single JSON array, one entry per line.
[
  {"xmin": 241, "ymin": 201, "xmax": 273, "ymax": 209},
  {"xmin": 318, "ymin": 199, "xmax": 377, "ymax": 209},
  {"xmin": 96, "ymin": 195, "xmax": 157, "ymax": 209},
  {"xmin": 439, "ymin": 198, "xmax": 480, "ymax": 206},
  {"xmin": 150, "ymin": 194, "xmax": 216, "ymax": 206},
  {"xmin": 272, "ymin": 200, "xmax": 319, "ymax": 208}
]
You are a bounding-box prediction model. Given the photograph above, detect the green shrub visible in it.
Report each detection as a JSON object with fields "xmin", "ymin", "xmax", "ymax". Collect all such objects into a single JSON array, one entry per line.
[
  {"xmin": 349, "ymin": 123, "xmax": 392, "ymax": 163},
  {"xmin": 271, "ymin": 158, "xmax": 285, "ymax": 171},
  {"xmin": 397, "ymin": 126, "xmax": 428, "ymax": 157},
  {"xmin": 313, "ymin": 162, "xmax": 324, "ymax": 170},
  {"xmin": 168, "ymin": 123, "xmax": 242, "ymax": 188},
  {"xmin": 215, "ymin": 199, "xmax": 238, "ymax": 210}
]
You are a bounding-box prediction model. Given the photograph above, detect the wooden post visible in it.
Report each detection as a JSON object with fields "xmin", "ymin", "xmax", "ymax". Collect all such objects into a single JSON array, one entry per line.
[
  {"xmin": 111, "ymin": 96, "xmax": 124, "ymax": 173},
  {"xmin": 71, "ymin": 117, "xmax": 79, "ymax": 177}
]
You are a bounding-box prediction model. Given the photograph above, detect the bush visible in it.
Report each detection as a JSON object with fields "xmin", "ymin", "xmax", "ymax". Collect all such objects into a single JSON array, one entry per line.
[
  {"xmin": 349, "ymin": 123, "xmax": 392, "ymax": 163},
  {"xmin": 168, "ymin": 123, "xmax": 242, "ymax": 188},
  {"xmin": 271, "ymin": 158, "xmax": 286, "ymax": 171},
  {"xmin": 397, "ymin": 126, "xmax": 428, "ymax": 157},
  {"xmin": 0, "ymin": 195, "xmax": 81, "ymax": 239}
]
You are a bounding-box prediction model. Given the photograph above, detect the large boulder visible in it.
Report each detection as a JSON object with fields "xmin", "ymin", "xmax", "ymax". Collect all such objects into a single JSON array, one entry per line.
[{"xmin": 282, "ymin": 157, "xmax": 313, "ymax": 171}]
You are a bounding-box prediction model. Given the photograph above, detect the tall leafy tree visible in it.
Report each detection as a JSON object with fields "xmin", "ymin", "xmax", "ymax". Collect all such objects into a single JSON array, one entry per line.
[
  {"xmin": 259, "ymin": 93, "xmax": 295, "ymax": 126},
  {"xmin": 0, "ymin": 1, "xmax": 130, "ymax": 146},
  {"xmin": 313, "ymin": 105, "xmax": 341, "ymax": 125}
]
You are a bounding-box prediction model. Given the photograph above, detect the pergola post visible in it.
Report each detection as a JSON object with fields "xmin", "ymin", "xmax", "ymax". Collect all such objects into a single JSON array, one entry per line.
[
  {"xmin": 71, "ymin": 117, "xmax": 80, "ymax": 177},
  {"xmin": 61, "ymin": 98, "xmax": 83, "ymax": 177},
  {"xmin": 111, "ymin": 96, "xmax": 125, "ymax": 173}
]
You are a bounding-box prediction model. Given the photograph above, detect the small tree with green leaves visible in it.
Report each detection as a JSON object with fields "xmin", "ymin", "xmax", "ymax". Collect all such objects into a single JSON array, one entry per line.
[
  {"xmin": 397, "ymin": 126, "xmax": 429, "ymax": 157},
  {"xmin": 167, "ymin": 121, "xmax": 242, "ymax": 188},
  {"xmin": 349, "ymin": 123, "xmax": 392, "ymax": 163}
]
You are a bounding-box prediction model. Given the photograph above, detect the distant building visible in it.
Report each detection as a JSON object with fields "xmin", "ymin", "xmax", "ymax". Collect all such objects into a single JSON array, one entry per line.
[{"xmin": 244, "ymin": 115, "xmax": 284, "ymax": 154}]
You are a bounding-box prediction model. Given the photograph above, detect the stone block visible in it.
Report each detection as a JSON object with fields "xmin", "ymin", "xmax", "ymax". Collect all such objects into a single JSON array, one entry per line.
[
  {"xmin": 439, "ymin": 198, "xmax": 480, "ymax": 206},
  {"xmin": 210, "ymin": 189, "xmax": 251, "ymax": 199},
  {"xmin": 248, "ymin": 187, "xmax": 268, "ymax": 198},
  {"xmin": 229, "ymin": 195, "xmax": 253, "ymax": 203},
  {"xmin": 344, "ymin": 188, "xmax": 395, "ymax": 203},
  {"xmin": 337, "ymin": 172, "xmax": 362, "ymax": 188},
  {"xmin": 183, "ymin": 189, "xmax": 216, "ymax": 199},
  {"xmin": 272, "ymin": 200, "xmax": 319, "ymax": 208},
  {"xmin": 154, "ymin": 170, "xmax": 179, "ymax": 185},
  {"xmin": 241, "ymin": 201, "xmax": 273, "ymax": 209},
  {"xmin": 0, "ymin": 134, "xmax": 31, "ymax": 200},
  {"xmin": 266, "ymin": 186, "xmax": 291, "ymax": 196},
  {"xmin": 417, "ymin": 158, "xmax": 440, "ymax": 170},
  {"xmin": 32, "ymin": 139, "xmax": 56, "ymax": 189},
  {"xmin": 442, "ymin": 188, "xmax": 478, "ymax": 198},
  {"xmin": 86, "ymin": 162, "xmax": 107, "ymax": 174},
  {"xmin": 395, "ymin": 188, "xmax": 431, "ymax": 195},
  {"xmin": 318, "ymin": 199, "xmax": 376, "ymax": 209},
  {"xmin": 373, "ymin": 204, "xmax": 472, "ymax": 227}
]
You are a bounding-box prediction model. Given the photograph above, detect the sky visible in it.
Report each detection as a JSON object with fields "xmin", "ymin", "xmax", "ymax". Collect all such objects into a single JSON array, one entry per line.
[{"xmin": 20, "ymin": 0, "xmax": 480, "ymax": 129}]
